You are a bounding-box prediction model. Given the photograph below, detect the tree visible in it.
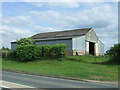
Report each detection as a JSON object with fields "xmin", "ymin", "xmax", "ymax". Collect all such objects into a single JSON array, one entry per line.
[
  {"xmin": 0, "ymin": 47, "xmax": 10, "ymax": 51},
  {"xmin": 107, "ymin": 43, "xmax": 120, "ymax": 64},
  {"xmin": 17, "ymin": 37, "xmax": 34, "ymax": 46}
]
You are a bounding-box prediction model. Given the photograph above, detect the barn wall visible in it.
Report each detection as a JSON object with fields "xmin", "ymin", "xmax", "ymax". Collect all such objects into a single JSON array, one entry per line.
[
  {"xmin": 98, "ymin": 40, "xmax": 104, "ymax": 55},
  {"xmin": 85, "ymin": 30, "xmax": 98, "ymax": 43},
  {"xmin": 11, "ymin": 43, "xmax": 18, "ymax": 50},
  {"xmin": 72, "ymin": 36, "xmax": 86, "ymax": 55},
  {"xmin": 72, "ymin": 36, "xmax": 85, "ymax": 50},
  {"xmin": 35, "ymin": 39, "xmax": 72, "ymax": 50}
]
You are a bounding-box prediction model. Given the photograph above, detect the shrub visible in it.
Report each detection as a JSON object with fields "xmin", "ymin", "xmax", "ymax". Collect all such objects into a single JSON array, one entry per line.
[
  {"xmin": 7, "ymin": 50, "xmax": 17, "ymax": 58},
  {"xmin": 41, "ymin": 45, "xmax": 51, "ymax": 58},
  {"xmin": 107, "ymin": 43, "xmax": 120, "ymax": 64},
  {"xmin": 15, "ymin": 44, "xmax": 67, "ymax": 62},
  {"xmin": 0, "ymin": 47, "xmax": 10, "ymax": 51},
  {"xmin": 34, "ymin": 46, "xmax": 42, "ymax": 59},
  {"xmin": 17, "ymin": 37, "xmax": 34, "ymax": 46},
  {"xmin": 51, "ymin": 44, "xmax": 67, "ymax": 58},
  {"xmin": 16, "ymin": 45, "xmax": 36, "ymax": 61}
]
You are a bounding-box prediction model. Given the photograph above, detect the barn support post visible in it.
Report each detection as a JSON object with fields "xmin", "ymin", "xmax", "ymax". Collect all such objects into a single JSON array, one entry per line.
[{"xmin": 95, "ymin": 43, "xmax": 99, "ymax": 56}]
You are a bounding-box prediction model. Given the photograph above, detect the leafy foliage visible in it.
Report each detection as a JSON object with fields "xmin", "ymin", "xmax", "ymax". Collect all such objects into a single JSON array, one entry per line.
[
  {"xmin": 16, "ymin": 44, "xmax": 67, "ymax": 62},
  {"xmin": 34, "ymin": 46, "xmax": 42, "ymax": 58},
  {"xmin": 42, "ymin": 45, "xmax": 51, "ymax": 58},
  {"xmin": 0, "ymin": 47, "xmax": 10, "ymax": 51},
  {"xmin": 17, "ymin": 37, "xmax": 34, "ymax": 46},
  {"xmin": 51, "ymin": 44, "xmax": 67, "ymax": 58},
  {"xmin": 7, "ymin": 50, "xmax": 17, "ymax": 58},
  {"xmin": 16, "ymin": 45, "xmax": 36, "ymax": 61},
  {"xmin": 106, "ymin": 43, "xmax": 120, "ymax": 64}
]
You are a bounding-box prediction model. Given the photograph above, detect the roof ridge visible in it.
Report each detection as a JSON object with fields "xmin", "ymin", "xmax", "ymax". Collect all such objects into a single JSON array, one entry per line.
[
  {"xmin": 34, "ymin": 28, "xmax": 92, "ymax": 35},
  {"xmin": 32, "ymin": 28, "xmax": 92, "ymax": 39}
]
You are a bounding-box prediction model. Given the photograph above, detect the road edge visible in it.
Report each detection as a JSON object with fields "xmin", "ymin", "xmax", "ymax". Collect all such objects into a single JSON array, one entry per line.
[{"xmin": 2, "ymin": 69, "xmax": 118, "ymax": 86}]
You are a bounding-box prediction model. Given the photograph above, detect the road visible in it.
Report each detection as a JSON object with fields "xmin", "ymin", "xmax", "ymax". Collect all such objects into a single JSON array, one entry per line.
[{"xmin": 2, "ymin": 71, "xmax": 118, "ymax": 88}]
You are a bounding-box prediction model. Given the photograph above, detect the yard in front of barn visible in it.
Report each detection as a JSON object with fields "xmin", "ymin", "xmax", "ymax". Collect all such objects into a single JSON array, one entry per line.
[{"xmin": 1, "ymin": 55, "xmax": 119, "ymax": 81}]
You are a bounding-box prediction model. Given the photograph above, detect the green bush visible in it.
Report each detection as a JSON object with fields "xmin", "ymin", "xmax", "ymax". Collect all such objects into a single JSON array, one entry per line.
[
  {"xmin": 51, "ymin": 44, "xmax": 67, "ymax": 58},
  {"xmin": 17, "ymin": 37, "xmax": 34, "ymax": 46},
  {"xmin": 41, "ymin": 45, "xmax": 51, "ymax": 58},
  {"xmin": 107, "ymin": 43, "xmax": 120, "ymax": 64},
  {"xmin": 7, "ymin": 50, "xmax": 17, "ymax": 58},
  {"xmin": 16, "ymin": 45, "xmax": 36, "ymax": 61},
  {"xmin": 0, "ymin": 47, "xmax": 10, "ymax": 51},
  {"xmin": 34, "ymin": 46, "xmax": 42, "ymax": 58},
  {"xmin": 15, "ymin": 44, "xmax": 67, "ymax": 61}
]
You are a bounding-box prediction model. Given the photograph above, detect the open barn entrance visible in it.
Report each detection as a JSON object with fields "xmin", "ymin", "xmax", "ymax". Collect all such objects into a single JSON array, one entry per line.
[{"xmin": 89, "ymin": 42, "xmax": 95, "ymax": 55}]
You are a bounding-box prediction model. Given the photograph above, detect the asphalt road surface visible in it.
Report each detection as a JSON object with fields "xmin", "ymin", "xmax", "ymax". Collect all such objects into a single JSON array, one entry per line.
[{"xmin": 2, "ymin": 71, "xmax": 118, "ymax": 88}]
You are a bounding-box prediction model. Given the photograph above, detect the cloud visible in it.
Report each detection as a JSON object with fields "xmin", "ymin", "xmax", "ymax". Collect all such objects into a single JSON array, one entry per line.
[
  {"xmin": 29, "ymin": 3, "xmax": 117, "ymax": 29},
  {"xmin": 3, "ymin": 0, "xmax": 119, "ymax": 2},
  {"xmin": 95, "ymin": 23, "xmax": 118, "ymax": 51},
  {"xmin": 1, "ymin": 25, "xmax": 59, "ymax": 48},
  {"xmin": 3, "ymin": 16, "xmax": 33, "ymax": 27},
  {"xmin": 29, "ymin": 10, "xmax": 77, "ymax": 28},
  {"xmin": 30, "ymin": 2, "xmax": 80, "ymax": 8},
  {"xmin": 1, "ymin": 25, "xmax": 33, "ymax": 48},
  {"xmin": 33, "ymin": 26, "xmax": 60, "ymax": 32},
  {"xmin": 1, "ymin": 25, "xmax": 59, "ymax": 39},
  {"xmin": 1, "ymin": 25, "xmax": 33, "ymax": 38}
]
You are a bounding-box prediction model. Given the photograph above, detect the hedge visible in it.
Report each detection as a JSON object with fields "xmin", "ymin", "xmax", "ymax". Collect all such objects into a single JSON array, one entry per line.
[
  {"xmin": 16, "ymin": 45, "xmax": 35, "ymax": 61},
  {"xmin": 16, "ymin": 44, "xmax": 67, "ymax": 61},
  {"xmin": 17, "ymin": 37, "xmax": 34, "ymax": 46},
  {"xmin": 51, "ymin": 44, "xmax": 67, "ymax": 58},
  {"xmin": 42, "ymin": 45, "xmax": 51, "ymax": 57}
]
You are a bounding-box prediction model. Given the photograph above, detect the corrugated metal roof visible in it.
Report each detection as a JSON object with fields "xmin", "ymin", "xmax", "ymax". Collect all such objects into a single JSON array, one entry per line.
[{"xmin": 32, "ymin": 28, "xmax": 92, "ymax": 39}]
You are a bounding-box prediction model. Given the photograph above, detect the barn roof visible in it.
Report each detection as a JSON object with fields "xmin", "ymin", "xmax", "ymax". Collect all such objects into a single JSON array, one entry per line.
[{"xmin": 32, "ymin": 28, "xmax": 92, "ymax": 40}]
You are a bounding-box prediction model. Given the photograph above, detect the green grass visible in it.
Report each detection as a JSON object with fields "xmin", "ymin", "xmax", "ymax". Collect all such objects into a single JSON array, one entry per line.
[
  {"xmin": 1, "ymin": 57, "xmax": 118, "ymax": 81},
  {"xmin": 65, "ymin": 55, "xmax": 110, "ymax": 63}
]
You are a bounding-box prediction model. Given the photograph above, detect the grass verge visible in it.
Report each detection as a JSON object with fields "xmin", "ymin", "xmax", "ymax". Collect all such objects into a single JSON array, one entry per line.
[{"xmin": 1, "ymin": 57, "xmax": 118, "ymax": 81}]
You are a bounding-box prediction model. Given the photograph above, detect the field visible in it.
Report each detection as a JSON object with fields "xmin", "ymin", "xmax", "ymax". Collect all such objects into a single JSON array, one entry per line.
[{"xmin": 1, "ymin": 55, "xmax": 119, "ymax": 81}]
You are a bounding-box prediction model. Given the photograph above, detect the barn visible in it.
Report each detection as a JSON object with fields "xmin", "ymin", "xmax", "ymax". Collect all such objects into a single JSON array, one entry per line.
[{"xmin": 11, "ymin": 28, "xmax": 104, "ymax": 56}]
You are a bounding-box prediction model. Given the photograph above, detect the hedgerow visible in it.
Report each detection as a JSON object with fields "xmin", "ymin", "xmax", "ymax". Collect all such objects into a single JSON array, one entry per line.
[
  {"xmin": 41, "ymin": 45, "xmax": 51, "ymax": 58},
  {"xmin": 17, "ymin": 37, "xmax": 34, "ymax": 46},
  {"xmin": 51, "ymin": 44, "xmax": 67, "ymax": 58},
  {"xmin": 15, "ymin": 44, "xmax": 67, "ymax": 61},
  {"xmin": 16, "ymin": 45, "xmax": 36, "ymax": 61}
]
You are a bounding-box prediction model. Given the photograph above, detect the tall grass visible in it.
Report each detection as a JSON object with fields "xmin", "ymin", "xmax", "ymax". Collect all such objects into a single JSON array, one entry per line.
[{"xmin": 65, "ymin": 55, "xmax": 110, "ymax": 64}]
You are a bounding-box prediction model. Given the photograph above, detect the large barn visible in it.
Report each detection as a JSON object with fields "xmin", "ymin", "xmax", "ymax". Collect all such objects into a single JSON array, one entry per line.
[{"xmin": 11, "ymin": 28, "xmax": 104, "ymax": 56}]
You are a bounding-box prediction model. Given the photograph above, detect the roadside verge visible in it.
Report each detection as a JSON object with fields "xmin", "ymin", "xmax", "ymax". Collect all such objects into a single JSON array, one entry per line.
[{"xmin": 2, "ymin": 69, "xmax": 118, "ymax": 85}]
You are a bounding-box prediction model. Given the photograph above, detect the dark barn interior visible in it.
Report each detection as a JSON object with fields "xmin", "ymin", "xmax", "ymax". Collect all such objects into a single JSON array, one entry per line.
[{"xmin": 89, "ymin": 42, "xmax": 95, "ymax": 55}]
